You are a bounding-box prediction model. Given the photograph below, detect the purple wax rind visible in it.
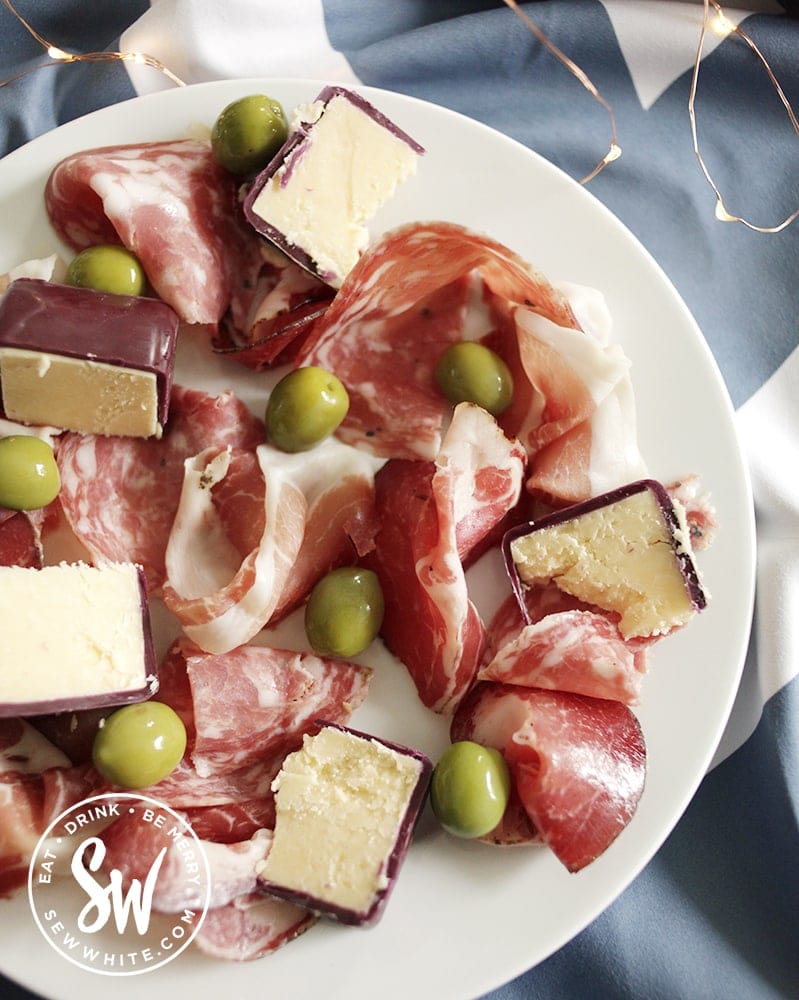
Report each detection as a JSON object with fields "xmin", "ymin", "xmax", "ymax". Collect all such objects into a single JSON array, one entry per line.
[
  {"xmin": 0, "ymin": 565, "xmax": 159, "ymax": 719},
  {"xmin": 0, "ymin": 278, "xmax": 179, "ymax": 428},
  {"xmin": 501, "ymin": 478, "xmax": 708, "ymax": 627},
  {"xmin": 243, "ymin": 86, "xmax": 425, "ymax": 285},
  {"xmin": 257, "ymin": 721, "xmax": 433, "ymax": 928}
]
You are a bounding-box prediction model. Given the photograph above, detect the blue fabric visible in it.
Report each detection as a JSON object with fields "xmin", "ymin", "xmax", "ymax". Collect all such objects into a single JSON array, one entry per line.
[{"xmin": 0, "ymin": 3, "xmax": 797, "ymax": 998}]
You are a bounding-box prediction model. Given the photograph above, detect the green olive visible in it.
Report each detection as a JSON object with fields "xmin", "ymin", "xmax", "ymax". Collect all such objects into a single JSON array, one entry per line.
[
  {"xmin": 435, "ymin": 341, "xmax": 513, "ymax": 416},
  {"xmin": 266, "ymin": 366, "xmax": 349, "ymax": 452},
  {"xmin": 65, "ymin": 245, "xmax": 147, "ymax": 296},
  {"xmin": 305, "ymin": 567, "xmax": 385, "ymax": 658},
  {"xmin": 0, "ymin": 435, "xmax": 61, "ymax": 510},
  {"xmin": 211, "ymin": 93, "xmax": 289, "ymax": 176},
  {"xmin": 92, "ymin": 701, "xmax": 187, "ymax": 789},
  {"xmin": 430, "ymin": 740, "xmax": 511, "ymax": 839}
]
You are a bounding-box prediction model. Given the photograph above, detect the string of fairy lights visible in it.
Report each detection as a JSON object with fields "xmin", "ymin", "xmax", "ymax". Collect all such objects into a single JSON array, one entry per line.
[{"xmin": 0, "ymin": 0, "xmax": 796, "ymax": 233}]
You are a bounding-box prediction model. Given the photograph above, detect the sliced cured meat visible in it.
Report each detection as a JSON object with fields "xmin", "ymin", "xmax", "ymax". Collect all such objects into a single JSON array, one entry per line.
[
  {"xmin": 57, "ymin": 386, "xmax": 264, "ymax": 592},
  {"xmin": 296, "ymin": 221, "xmax": 577, "ymax": 461},
  {"xmin": 217, "ymin": 253, "xmax": 335, "ymax": 370},
  {"xmin": 667, "ymin": 474, "xmax": 718, "ymax": 551},
  {"xmin": 163, "ymin": 436, "xmax": 378, "ymax": 651},
  {"xmin": 368, "ymin": 404, "xmax": 524, "ymax": 714},
  {"xmin": 0, "ymin": 509, "xmax": 43, "ymax": 568},
  {"xmin": 479, "ymin": 609, "xmax": 646, "ymax": 705},
  {"xmin": 163, "ymin": 445, "xmax": 306, "ymax": 652},
  {"xmin": 193, "ymin": 890, "xmax": 316, "ymax": 962},
  {"xmin": 180, "ymin": 641, "xmax": 372, "ymax": 777},
  {"xmin": 298, "ymin": 222, "xmax": 574, "ymax": 459},
  {"xmin": 451, "ymin": 682, "xmax": 646, "ymax": 870},
  {"xmin": 182, "ymin": 798, "xmax": 277, "ymax": 844},
  {"xmin": 45, "ymin": 139, "xmax": 260, "ymax": 325},
  {"xmin": 100, "ymin": 806, "xmax": 271, "ymax": 911},
  {"xmin": 140, "ymin": 754, "xmax": 284, "ymax": 810},
  {"xmin": 270, "ymin": 437, "xmax": 380, "ymax": 621},
  {"xmin": 0, "ymin": 720, "xmax": 97, "ymax": 896}
]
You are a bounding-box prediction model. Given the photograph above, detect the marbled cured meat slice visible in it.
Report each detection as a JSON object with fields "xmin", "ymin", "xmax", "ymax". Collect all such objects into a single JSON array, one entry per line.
[
  {"xmin": 193, "ymin": 891, "xmax": 316, "ymax": 962},
  {"xmin": 217, "ymin": 252, "xmax": 336, "ymax": 370},
  {"xmin": 44, "ymin": 139, "xmax": 259, "ymax": 326},
  {"xmin": 295, "ymin": 221, "xmax": 577, "ymax": 461},
  {"xmin": 99, "ymin": 805, "xmax": 271, "ymax": 911},
  {"xmin": 0, "ymin": 719, "xmax": 97, "ymax": 896},
  {"xmin": 479, "ymin": 609, "xmax": 646, "ymax": 705},
  {"xmin": 180, "ymin": 641, "xmax": 372, "ymax": 778},
  {"xmin": 56, "ymin": 386, "xmax": 264, "ymax": 591},
  {"xmin": 163, "ymin": 437, "xmax": 378, "ymax": 651},
  {"xmin": 451, "ymin": 682, "xmax": 646, "ymax": 869},
  {"xmin": 182, "ymin": 799, "xmax": 277, "ymax": 844},
  {"xmin": 368, "ymin": 404, "xmax": 524, "ymax": 714},
  {"xmin": 0, "ymin": 509, "xmax": 43, "ymax": 568},
  {"xmin": 162, "ymin": 446, "xmax": 305, "ymax": 652}
]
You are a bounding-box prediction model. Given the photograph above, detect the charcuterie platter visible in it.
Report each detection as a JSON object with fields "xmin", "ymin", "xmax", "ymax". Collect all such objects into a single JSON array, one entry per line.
[{"xmin": 0, "ymin": 79, "xmax": 754, "ymax": 1000}]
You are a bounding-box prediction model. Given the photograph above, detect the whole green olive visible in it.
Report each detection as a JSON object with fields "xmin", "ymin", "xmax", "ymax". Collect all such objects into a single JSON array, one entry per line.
[
  {"xmin": 304, "ymin": 566, "xmax": 385, "ymax": 658},
  {"xmin": 0, "ymin": 435, "xmax": 61, "ymax": 510},
  {"xmin": 435, "ymin": 341, "xmax": 514, "ymax": 416},
  {"xmin": 211, "ymin": 93, "xmax": 289, "ymax": 176},
  {"xmin": 92, "ymin": 701, "xmax": 187, "ymax": 789},
  {"xmin": 266, "ymin": 366, "xmax": 349, "ymax": 452},
  {"xmin": 65, "ymin": 245, "xmax": 147, "ymax": 296},
  {"xmin": 430, "ymin": 740, "xmax": 511, "ymax": 839}
]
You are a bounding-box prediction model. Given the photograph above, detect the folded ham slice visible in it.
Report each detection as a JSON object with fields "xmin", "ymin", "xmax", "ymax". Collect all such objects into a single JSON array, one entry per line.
[
  {"xmin": 368, "ymin": 403, "xmax": 525, "ymax": 714},
  {"xmin": 451, "ymin": 682, "xmax": 646, "ymax": 871},
  {"xmin": 44, "ymin": 139, "xmax": 260, "ymax": 326}
]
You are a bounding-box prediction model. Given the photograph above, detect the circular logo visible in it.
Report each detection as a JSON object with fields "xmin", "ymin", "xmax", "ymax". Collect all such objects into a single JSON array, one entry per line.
[{"xmin": 28, "ymin": 792, "xmax": 211, "ymax": 976}]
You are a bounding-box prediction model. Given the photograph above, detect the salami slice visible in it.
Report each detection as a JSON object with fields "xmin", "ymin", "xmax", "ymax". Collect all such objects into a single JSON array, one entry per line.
[
  {"xmin": 56, "ymin": 386, "xmax": 264, "ymax": 592},
  {"xmin": 181, "ymin": 642, "xmax": 372, "ymax": 778},
  {"xmin": 44, "ymin": 139, "xmax": 259, "ymax": 326},
  {"xmin": 479, "ymin": 609, "xmax": 646, "ymax": 705},
  {"xmin": 451, "ymin": 682, "xmax": 646, "ymax": 870}
]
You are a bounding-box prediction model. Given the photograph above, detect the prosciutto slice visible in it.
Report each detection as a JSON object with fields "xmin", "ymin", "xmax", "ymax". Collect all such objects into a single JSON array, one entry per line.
[
  {"xmin": 296, "ymin": 221, "xmax": 577, "ymax": 461},
  {"xmin": 0, "ymin": 509, "xmax": 44, "ymax": 568},
  {"xmin": 44, "ymin": 139, "xmax": 260, "ymax": 326},
  {"xmin": 368, "ymin": 403, "xmax": 524, "ymax": 714},
  {"xmin": 451, "ymin": 682, "xmax": 646, "ymax": 871},
  {"xmin": 56, "ymin": 386, "xmax": 264, "ymax": 591},
  {"xmin": 163, "ymin": 436, "xmax": 378, "ymax": 652}
]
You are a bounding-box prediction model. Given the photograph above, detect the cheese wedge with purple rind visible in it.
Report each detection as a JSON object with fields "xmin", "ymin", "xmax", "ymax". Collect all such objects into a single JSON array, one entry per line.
[
  {"xmin": 256, "ymin": 722, "xmax": 432, "ymax": 926},
  {"xmin": 0, "ymin": 278, "xmax": 178, "ymax": 438},
  {"xmin": 503, "ymin": 478, "xmax": 708, "ymax": 640},
  {"xmin": 243, "ymin": 86, "xmax": 424, "ymax": 288},
  {"xmin": 0, "ymin": 561, "xmax": 158, "ymax": 717}
]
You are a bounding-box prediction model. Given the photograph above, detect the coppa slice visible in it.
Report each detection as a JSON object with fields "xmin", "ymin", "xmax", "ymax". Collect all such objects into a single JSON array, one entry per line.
[
  {"xmin": 244, "ymin": 86, "xmax": 424, "ymax": 288},
  {"xmin": 504, "ymin": 479, "xmax": 708, "ymax": 640},
  {"xmin": 0, "ymin": 562, "xmax": 157, "ymax": 717},
  {"xmin": 0, "ymin": 278, "xmax": 178, "ymax": 438},
  {"xmin": 257, "ymin": 724, "xmax": 432, "ymax": 926}
]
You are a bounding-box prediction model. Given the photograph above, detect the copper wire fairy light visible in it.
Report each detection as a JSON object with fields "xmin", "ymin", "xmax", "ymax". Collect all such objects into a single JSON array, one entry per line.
[
  {"xmin": 501, "ymin": 0, "xmax": 621, "ymax": 184},
  {"xmin": 689, "ymin": 0, "xmax": 799, "ymax": 233},
  {"xmin": 1, "ymin": 0, "xmax": 796, "ymax": 232},
  {"xmin": 0, "ymin": 0, "xmax": 185, "ymax": 90}
]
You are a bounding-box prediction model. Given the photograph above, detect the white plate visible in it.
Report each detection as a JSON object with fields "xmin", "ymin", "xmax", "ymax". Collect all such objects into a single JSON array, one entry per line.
[{"xmin": 0, "ymin": 79, "xmax": 755, "ymax": 1000}]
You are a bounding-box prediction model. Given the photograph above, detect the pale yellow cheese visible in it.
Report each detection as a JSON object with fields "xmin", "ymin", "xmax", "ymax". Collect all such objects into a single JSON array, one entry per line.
[
  {"xmin": 249, "ymin": 93, "xmax": 420, "ymax": 285},
  {"xmin": 0, "ymin": 347, "xmax": 160, "ymax": 438},
  {"xmin": 260, "ymin": 726, "xmax": 423, "ymax": 916},
  {"xmin": 510, "ymin": 489, "xmax": 696, "ymax": 638},
  {"xmin": 0, "ymin": 562, "xmax": 150, "ymax": 704}
]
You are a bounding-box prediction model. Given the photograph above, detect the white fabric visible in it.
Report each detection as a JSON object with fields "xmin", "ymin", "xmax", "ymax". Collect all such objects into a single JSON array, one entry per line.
[{"xmin": 120, "ymin": 0, "xmax": 358, "ymax": 94}]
